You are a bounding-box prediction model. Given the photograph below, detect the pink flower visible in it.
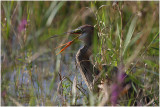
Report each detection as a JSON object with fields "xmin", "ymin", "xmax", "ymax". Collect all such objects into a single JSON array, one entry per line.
[
  {"xmin": 111, "ymin": 84, "xmax": 119, "ymax": 105},
  {"xmin": 18, "ymin": 19, "xmax": 27, "ymax": 33},
  {"xmin": 111, "ymin": 64, "xmax": 127, "ymax": 105}
]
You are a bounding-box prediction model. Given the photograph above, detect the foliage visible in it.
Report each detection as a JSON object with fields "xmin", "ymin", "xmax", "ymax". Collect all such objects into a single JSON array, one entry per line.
[{"xmin": 1, "ymin": 1, "xmax": 159, "ymax": 106}]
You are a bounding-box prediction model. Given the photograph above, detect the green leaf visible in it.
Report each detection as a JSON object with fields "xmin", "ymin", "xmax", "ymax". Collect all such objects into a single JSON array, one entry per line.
[
  {"xmin": 151, "ymin": 47, "xmax": 159, "ymax": 50},
  {"xmin": 151, "ymin": 32, "xmax": 159, "ymax": 44},
  {"xmin": 129, "ymin": 31, "xmax": 142, "ymax": 47},
  {"xmin": 131, "ymin": 82, "xmax": 138, "ymax": 93},
  {"xmin": 123, "ymin": 16, "xmax": 138, "ymax": 56},
  {"xmin": 46, "ymin": 2, "xmax": 65, "ymax": 27}
]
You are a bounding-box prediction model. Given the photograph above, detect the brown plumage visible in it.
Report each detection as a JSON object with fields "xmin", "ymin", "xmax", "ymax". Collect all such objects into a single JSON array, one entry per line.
[
  {"xmin": 58, "ymin": 25, "xmax": 143, "ymax": 105},
  {"xmin": 68, "ymin": 25, "xmax": 135, "ymax": 105},
  {"xmin": 72, "ymin": 25, "xmax": 119, "ymax": 92}
]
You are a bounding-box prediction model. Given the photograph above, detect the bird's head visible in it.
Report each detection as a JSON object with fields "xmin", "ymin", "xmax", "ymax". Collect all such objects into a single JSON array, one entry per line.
[
  {"xmin": 69, "ymin": 24, "xmax": 94, "ymax": 46},
  {"xmin": 55, "ymin": 25, "xmax": 95, "ymax": 55}
]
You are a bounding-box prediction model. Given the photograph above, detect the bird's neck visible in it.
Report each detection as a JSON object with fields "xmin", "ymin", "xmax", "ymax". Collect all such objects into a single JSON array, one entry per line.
[
  {"xmin": 80, "ymin": 32, "xmax": 93, "ymax": 46},
  {"xmin": 76, "ymin": 45, "xmax": 99, "ymax": 91},
  {"xmin": 78, "ymin": 45, "xmax": 92, "ymax": 59}
]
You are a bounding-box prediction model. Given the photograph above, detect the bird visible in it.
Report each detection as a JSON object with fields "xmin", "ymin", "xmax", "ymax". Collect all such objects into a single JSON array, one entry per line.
[{"xmin": 55, "ymin": 24, "xmax": 136, "ymax": 105}]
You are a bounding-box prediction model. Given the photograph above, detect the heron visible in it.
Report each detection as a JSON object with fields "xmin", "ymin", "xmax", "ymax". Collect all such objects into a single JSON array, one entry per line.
[{"xmin": 55, "ymin": 24, "xmax": 135, "ymax": 105}]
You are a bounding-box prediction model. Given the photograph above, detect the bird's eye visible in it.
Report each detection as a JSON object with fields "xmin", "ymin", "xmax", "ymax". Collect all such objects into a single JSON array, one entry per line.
[
  {"xmin": 81, "ymin": 29, "xmax": 83, "ymax": 32},
  {"xmin": 81, "ymin": 29, "xmax": 85, "ymax": 33}
]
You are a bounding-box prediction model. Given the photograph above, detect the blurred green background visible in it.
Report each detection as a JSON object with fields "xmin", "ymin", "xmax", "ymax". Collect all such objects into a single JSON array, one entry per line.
[{"xmin": 1, "ymin": 1, "xmax": 159, "ymax": 106}]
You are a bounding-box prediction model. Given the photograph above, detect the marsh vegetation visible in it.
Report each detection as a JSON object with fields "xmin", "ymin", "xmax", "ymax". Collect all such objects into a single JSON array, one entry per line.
[{"xmin": 1, "ymin": 1, "xmax": 159, "ymax": 106}]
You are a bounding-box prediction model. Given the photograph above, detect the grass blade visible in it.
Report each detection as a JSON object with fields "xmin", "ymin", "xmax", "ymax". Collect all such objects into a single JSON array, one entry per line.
[
  {"xmin": 123, "ymin": 16, "xmax": 138, "ymax": 56},
  {"xmin": 46, "ymin": 2, "xmax": 65, "ymax": 27}
]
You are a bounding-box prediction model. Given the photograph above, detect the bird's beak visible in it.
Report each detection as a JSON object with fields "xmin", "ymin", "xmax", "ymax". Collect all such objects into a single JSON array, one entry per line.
[{"xmin": 56, "ymin": 28, "xmax": 81, "ymax": 55}]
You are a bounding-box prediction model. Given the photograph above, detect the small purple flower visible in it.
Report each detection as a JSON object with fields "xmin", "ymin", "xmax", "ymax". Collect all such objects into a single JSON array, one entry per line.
[
  {"xmin": 18, "ymin": 19, "xmax": 27, "ymax": 33},
  {"xmin": 118, "ymin": 72, "xmax": 127, "ymax": 83},
  {"xmin": 111, "ymin": 84, "xmax": 123, "ymax": 106},
  {"xmin": 111, "ymin": 63, "xmax": 126, "ymax": 105},
  {"xmin": 111, "ymin": 84, "xmax": 119, "ymax": 105},
  {"xmin": 117, "ymin": 64, "xmax": 126, "ymax": 83}
]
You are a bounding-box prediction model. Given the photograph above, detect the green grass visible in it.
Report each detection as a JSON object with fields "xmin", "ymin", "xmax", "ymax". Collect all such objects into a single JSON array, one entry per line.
[{"xmin": 1, "ymin": 1, "xmax": 159, "ymax": 106}]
